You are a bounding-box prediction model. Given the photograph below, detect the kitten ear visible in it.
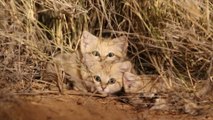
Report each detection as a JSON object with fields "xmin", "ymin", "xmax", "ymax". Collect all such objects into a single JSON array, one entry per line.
[
  {"xmin": 123, "ymin": 72, "xmax": 138, "ymax": 81},
  {"xmin": 112, "ymin": 36, "xmax": 128, "ymax": 53},
  {"xmin": 116, "ymin": 61, "xmax": 132, "ymax": 72},
  {"xmin": 123, "ymin": 72, "xmax": 139, "ymax": 87},
  {"xmin": 80, "ymin": 31, "xmax": 98, "ymax": 53}
]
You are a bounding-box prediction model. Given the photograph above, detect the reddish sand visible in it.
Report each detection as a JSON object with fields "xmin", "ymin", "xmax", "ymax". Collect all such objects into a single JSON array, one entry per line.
[{"xmin": 0, "ymin": 92, "xmax": 212, "ymax": 120}]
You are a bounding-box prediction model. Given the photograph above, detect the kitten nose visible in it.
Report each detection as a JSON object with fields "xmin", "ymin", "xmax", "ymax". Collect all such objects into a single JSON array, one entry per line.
[
  {"xmin": 101, "ymin": 84, "xmax": 107, "ymax": 90},
  {"xmin": 100, "ymin": 57, "xmax": 105, "ymax": 62}
]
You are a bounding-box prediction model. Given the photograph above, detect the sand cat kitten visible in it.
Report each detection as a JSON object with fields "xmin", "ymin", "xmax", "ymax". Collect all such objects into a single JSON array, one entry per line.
[
  {"xmin": 45, "ymin": 31, "xmax": 128, "ymax": 92},
  {"xmin": 123, "ymin": 72, "xmax": 213, "ymax": 96},
  {"xmin": 123, "ymin": 72, "xmax": 169, "ymax": 94},
  {"xmin": 122, "ymin": 72, "xmax": 203, "ymax": 115},
  {"xmin": 86, "ymin": 61, "xmax": 132, "ymax": 95},
  {"xmin": 80, "ymin": 31, "xmax": 128, "ymax": 80},
  {"xmin": 80, "ymin": 31, "xmax": 128, "ymax": 64}
]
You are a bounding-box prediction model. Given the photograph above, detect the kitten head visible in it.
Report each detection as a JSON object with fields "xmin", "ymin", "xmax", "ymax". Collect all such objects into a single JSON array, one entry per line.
[
  {"xmin": 89, "ymin": 61, "xmax": 132, "ymax": 95},
  {"xmin": 80, "ymin": 31, "xmax": 128, "ymax": 63}
]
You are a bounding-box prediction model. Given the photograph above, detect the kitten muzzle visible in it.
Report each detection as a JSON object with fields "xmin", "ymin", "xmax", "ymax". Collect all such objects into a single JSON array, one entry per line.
[
  {"xmin": 100, "ymin": 56, "xmax": 106, "ymax": 62},
  {"xmin": 101, "ymin": 84, "xmax": 107, "ymax": 90}
]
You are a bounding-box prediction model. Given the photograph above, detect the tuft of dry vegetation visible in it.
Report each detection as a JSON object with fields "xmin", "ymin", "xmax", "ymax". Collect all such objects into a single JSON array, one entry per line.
[{"xmin": 0, "ymin": 0, "xmax": 212, "ymax": 98}]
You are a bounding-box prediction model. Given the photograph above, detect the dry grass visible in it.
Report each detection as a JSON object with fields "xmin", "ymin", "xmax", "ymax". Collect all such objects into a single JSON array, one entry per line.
[{"xmin": 0, "ymin": 0, "xmax": 212, "ymax": 94}]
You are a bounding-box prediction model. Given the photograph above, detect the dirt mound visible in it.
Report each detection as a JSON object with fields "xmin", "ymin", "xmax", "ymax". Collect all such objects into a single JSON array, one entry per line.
[
  {"xmin": 0, "ymin": 94, "xmax": 132, "ymax": 120},
  {"xmin": 0, "ymin": 93, "xmax": 212, "ymax": 120}
]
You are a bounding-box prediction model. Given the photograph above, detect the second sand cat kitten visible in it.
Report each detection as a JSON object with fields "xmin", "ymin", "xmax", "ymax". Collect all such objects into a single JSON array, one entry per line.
[
  {"xmin": 85, "ymin": 61, "xmax": 132, "ymax": 95},
  {"xmin": 123, "ymin": 72, "xmax": 170, "ymax": 94},
  {"xmin": 45, "ymin": 31, "xmax": 129, "ymax": 92},
  {"xmin": 122, "ymin": 72, "xmax": 204, "ymax": 115}
]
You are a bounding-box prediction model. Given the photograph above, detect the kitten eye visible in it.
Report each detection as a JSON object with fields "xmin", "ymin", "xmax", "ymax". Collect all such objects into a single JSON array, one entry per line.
[
  {"xmin": 107, "ymin": 52, "xmax": 114, "ymax": 57},
  {"xmin": 94, "ymin": 75, "xmax": 101, "ymax": 82},
  {"xmin": 108, "ymin": 78, "xmax": 116, "ymax": 84},
  {"xmin": 92, "ymin": 51, "xmax": 100, "ymax": 56}
]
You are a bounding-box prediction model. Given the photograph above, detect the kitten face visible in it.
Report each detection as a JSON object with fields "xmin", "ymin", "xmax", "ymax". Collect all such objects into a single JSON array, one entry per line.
[
  {"xmin": 80, "ymin": 31, "xmax": 128, "ymax": 63},
  {"xmin": 89, "ymin": 61, "xmax": 132, "ymax": 95}
]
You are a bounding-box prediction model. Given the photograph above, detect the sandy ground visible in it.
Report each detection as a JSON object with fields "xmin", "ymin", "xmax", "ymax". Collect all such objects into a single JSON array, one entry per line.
[{"xmin": 0, "ymin": 91, "xmax": 213, "ymax": 120}]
